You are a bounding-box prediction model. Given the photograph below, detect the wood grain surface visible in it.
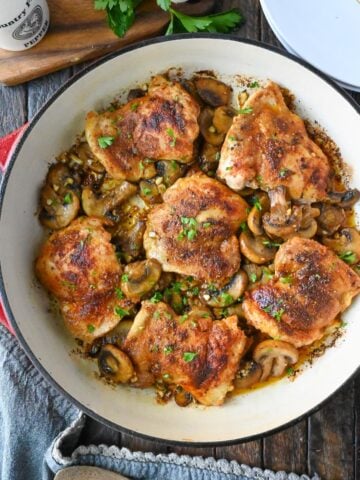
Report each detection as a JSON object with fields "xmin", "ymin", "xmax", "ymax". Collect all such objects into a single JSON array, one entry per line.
[
  {"xmin": 0, "ymin": 1, "xmax": 359, "ymax": 479},
  {"xmin": 0, "ymin": 0, "xmax": 215, "ymax": 86}
]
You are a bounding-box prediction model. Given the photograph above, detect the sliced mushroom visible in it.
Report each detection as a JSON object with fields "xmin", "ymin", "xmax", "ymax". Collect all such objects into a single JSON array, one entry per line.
[
  {"xmin": 234, "ymin": 360, "xmax": 262, "ymax": 389},
  {"xmin": 242, "ymin": 263, "xmax": 263, "ymax": 283},
  {"xmin": 82, "ymin": 180, "xmax": 136, "ymax": 217},
  {"xmin": 139, "ymin": 180, "xmax": 162, "ymax": 204},
  {"xmin": 247, "ymin": 193, "xmax": 270, "ymax": 236},
  {"xmin": 253, "ymin": 340, "xmax": 299, "ymax": 382},
  {"xmin": 113, "ymin": 202, "xmax": 147, "ymax": 263},
  {"xmin": 156, "ymin": 160, "xmax": 186, "ymax": 187},
  {"xmin": 199, "ymin": 108, "xmax": 224, "ymax": 146},
  {"xmin": 194, "ymin": 77, "xmax": 232, "ymax": 107},
  {"xmin": 75, "ymin": 141, "xmax": 105, "ymax": 174},
  {"xmin": 201, "ymin": 271, "xmax": 248, "ymax": 307},
  {"xmin": 121, "ymin": 259, "xmax": 162, "ymax": 302},
  {"xmin": 174, "ymin": 386, "xmax": 193, "ymax": 407},
  {"xmin": 212, "ymin": 106, "xmax": 236, "ymax": 134},
  {"xmin": 39, "ymin": 184, "xmax": 80, "ymax": 229},
  {"xmin": 263, "ymin": 187, "xmax": 318, "ymax": 240},
  {"xmin": 98, "ymin": 344, "xmax": 135, "ymax": 383},
  {"xmin": 327, "ymin": 189, "xmax": 360, "ymax": 208},
  {"xmin": 317, "ymin": 204, "xmax": 345, "ymax": 236},
  {"xmin": 127, "ymin": 88, "xmax": 146, "ymax": 101},
  {"xmin": 199, "ymin": 142, "xmax": 221, "ymax": 175},
  {"xmin": 106, "ymin": 319, "xmax": 134, "ymax": 348},
  {"xmin": 240, "ymin": 231, "xmax": 277, "ymax": 264},
  {"xmin": 322, "ymin": 227, "xmax": 360, "ymax": 264}
]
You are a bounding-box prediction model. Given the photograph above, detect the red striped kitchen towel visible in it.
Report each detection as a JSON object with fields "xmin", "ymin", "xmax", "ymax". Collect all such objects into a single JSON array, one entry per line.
[{"xmin": 0, "ymin": 124, "xmax": 28, "ymax": 334}]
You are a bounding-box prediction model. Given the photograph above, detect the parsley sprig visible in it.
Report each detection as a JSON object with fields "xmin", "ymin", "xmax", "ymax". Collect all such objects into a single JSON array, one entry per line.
[{"xmin": 94, "ymin": 1, "xmax": 243, "ymax": 38}]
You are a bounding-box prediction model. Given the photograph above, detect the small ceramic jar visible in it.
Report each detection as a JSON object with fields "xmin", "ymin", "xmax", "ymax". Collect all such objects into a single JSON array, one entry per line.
[{"xmin": 0, "ymin": 0, "xmax": 50, "ymax": 51}]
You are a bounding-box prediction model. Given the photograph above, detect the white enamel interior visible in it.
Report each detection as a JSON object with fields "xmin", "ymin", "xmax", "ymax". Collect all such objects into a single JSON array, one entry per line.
[{"xmin": 1, "ymin": 38, "xmax": 360, "ymax": 443}]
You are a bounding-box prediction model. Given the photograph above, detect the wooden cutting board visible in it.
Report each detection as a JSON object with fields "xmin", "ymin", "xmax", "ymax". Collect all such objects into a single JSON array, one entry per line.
[{"xmin": 0, "ymin": 0, "xmax": 215, "ymax": 86}]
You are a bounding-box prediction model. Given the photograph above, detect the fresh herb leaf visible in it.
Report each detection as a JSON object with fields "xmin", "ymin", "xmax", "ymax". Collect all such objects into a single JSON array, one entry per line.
[
  {"xmin": 63, "ymin": 192, "xmax": 73, "ymax": 205},
  {"xmin": 249, "ymin": 272, "xmax": 257, "ymax": 283},
  {"xmin": 191, "ymin": 286, "xmax": 199, "ymax": 296},
  {"xmin": 130, "ymin": 102, "xmax": 139, "ymax": 111},
  {"xmin": 121, "ymin": 273, "xmax": 129, "ymax": 283},
  {"xmin": 98, "ymin": 135, "xmax": 115, "ymax": 148},
  {"xmin": 166, "ymin": 127, "xmax": 176, "ymax": 147},
  {"xmin": 228, "ymin": 135, "xmax": 236, "ymax": 142},
  {"xmin": 150, "ymin": 291, "xmax": 163, "ymax": 303},
  {"xmin": 141, "ymin": 186, "xmax": 152, "ymax": 196},
  {"xmin": 339, "ymin": 251, "xmax": 356, "ymax": 264},
  {"xmin": 156, "ymin": 0, "xmax": 171, "ymax": 10},
  {"xmin": 115, "ymin": 287, "xmax": 124, "ymax": 299},
  {"xmin": 167, "ymin": 8, "xmax": 243, "ymax": 35},
  {"xmin": 280, "ymin": 275, "xmax": 292, "ymax": 284},
  {"xmin": 114, "ymin": 306, "xmax": 129, "ymax": 318},
  {"xmin": 220, "ymin": 292, "xmax": 234, "ymax": 306},
  {"xmin": 263, "ymin": 240, "xmax": 281, "ymax": 248},
  {"xmin": 250, "ymin": 196, "xmax": 262, "ymax": 211},
  {"xmin": 94, "ymin": 0, "xmax": 142, "ymax": 38},
  {"xmin": 249, "ymin": 81, "xmax": 259, "ymax": 88},
  {"xmin": 279, "ymin": 167, "xmax": 290, "ymax": 178},
  {"xmin": 237, "ymin": 107, "xmax": 253, "ymax": 114},
  {"xmin": 87, "ymin": 324, "xmax": 96, "ymax": 333},
  {"xmin": 163, "ymin": 345, "xmax": 174, "ymax": 355},
  {"xmin": 262, "ymin": 268, "xmax": 274, "ymax": 280},
  {"xmin": 286, "ymin": 367, "xmax": 294, "ymax": 376},
  {"xmin": 240, "ymin": 221, "xmax": 248, "ymax": 232},
  {"xmin": 179, "ymin": 314, "xmax": 188, "ymax": 324},
  {"xmin": 183, "ymin": 351, "xmax": 198, "ymax": 362}
]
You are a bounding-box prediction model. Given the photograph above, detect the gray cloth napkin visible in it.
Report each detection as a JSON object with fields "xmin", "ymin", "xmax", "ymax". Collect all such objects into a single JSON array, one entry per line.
[{"xmin": 0, "ymin": 325, "xmax": 319, "ymax": 480}]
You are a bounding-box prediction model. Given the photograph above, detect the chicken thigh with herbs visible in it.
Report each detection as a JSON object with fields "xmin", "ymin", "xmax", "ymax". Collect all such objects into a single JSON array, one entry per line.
[
  {"xmin": 35, "ymin": 217, "xmax": 127, "ymax": 341},
  {"xmin": 143, "ymin": 171, "xmax": 249, "ymax": 284},
  {"xmin": 243, "ymin": 237, "xmax": 360, "ymax": 347},
  {"xmin": 217, "ymin": 82, "xmax": 330, "ymax": 201},
  {"xmin": 123, "ymin": 301, "xmax": 247, "ymax": 406},
  {"xmin": 85, "ymin": 75, "xmax": 200, "ymax": 181}
]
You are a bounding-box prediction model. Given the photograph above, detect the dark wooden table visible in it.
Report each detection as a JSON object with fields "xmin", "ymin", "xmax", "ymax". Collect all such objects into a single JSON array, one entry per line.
[{"xmin": 1, "ymin": 1, "xmax": 359, "ymax": 479}]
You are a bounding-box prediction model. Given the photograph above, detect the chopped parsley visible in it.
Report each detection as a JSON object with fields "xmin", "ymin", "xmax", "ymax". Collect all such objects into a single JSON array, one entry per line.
[
  {"xmin": 150, "ymin": 291, "xmax": 163, "ymax": 303},
  {"xmin": 249, "ymin": 81, "xmax": 260, "ymax": 88},
  {"xmin": 280, "ymin": 275, "xmax": 292, "ymax": 284},
  {"xmin": 141, "ymin": 186, "xmax": 152, "ymax": 196},
  {"xmin": 183, "ymin": 351, "xmax": 198, "ymax": 362},
  {"xmin": 162, "ymin": 373, "xmax": 171, "ymax": 380},
  {"xmin": 249, "ymin": 272, "xmax": 257, "ymax": 283},
  {"xmin": 263, "ymin": 305, "xmax": 285, "ymax": 322},
  {"xmin": 61, "ymin": 280, "xmax": 76, "ymax": 290},
  {"xmin": 178, "ymin": 216, "xmax": 198, "ymax": 241},
  {"xmin": 240, "ymin": 221, "xmax": 248, "ymax": 232},
  {"xmin": 191, "ymin": 286, "xmax": 199, "ymax": 296},
  {"xmin": 115, "ymin": 287, "xmax": 124, "ymax": 299},
  {"xmin": 220, "ymin": 292, "xmax": 234, "ymax": 306},
  {"xmin": 262, "ymin": 268, "xmax": 274, "ymax": 280},
  {"xmin": 228, "ymin": 135, "xmax": 236, "ymax": 142},
  {"xmin": 263, "ymin": 240, "xmax": 281, "ymax": 248},
  {"xmin": 179, "ymin": 314, "xmax": 189, "ymax": 324},
  {"xmin": 63, "ymin": 192, "xmax": 73, "ymax": 205},
  {"xmin": 225, "ymin": 166, "xmax": 232, "ymax": 171},
  {"xmin": 338, "ymin": 251, "xmax": 356, "ymax": 264},
  {"xmin": 250, "ymin": 195, "xmax": 262, "ymax": 211},
  {"xmin": 130, "ymin": 102, "xmax": 139, "ymax": 111},
  {"xmin": 98, "ymin": 136, "xmax": 114, "ymax": 148},
  {"xmin": 279, "ymin": 167, "xmax": 290, "ymax": 179},
  {"xmin": 121, "ymin": 273, "xmax": 129, "ymax": 283},
  {"xmin": 163, "ymin": 345, "xmax": 174, "ymax": 355},
  {"xmin": 286, "ymin": 367, "xmax": 294, "ymax": 376},
  {"xmin": 203, "ymin": 222, "xmax": 212, "ymax": 228},
  {"xmin": 87, "ymin": 324, "xmax": 95, "ymax": 333},
  {"xmin": 166, "ymin": 127, "xmax": 176, "ymax": 147},
  {"xmin": 114, "ymin": 306, "xmax": 129, "ymax": 319},
  {"xmin": 237, "ymin": 107, "xmax": 253, "ymax": 114}
]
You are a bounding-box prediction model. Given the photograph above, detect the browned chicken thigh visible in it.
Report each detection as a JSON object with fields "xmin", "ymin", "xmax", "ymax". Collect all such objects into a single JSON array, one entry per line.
[
  {"xmin": 35, "ymin": 217, "xmax": 126, "ymax": 341},
  {"xmin": 123, "ymin": 301, "xmax": 247, "ymax": 406},
  {"xmin": 143, "ymin": 172, "xmax": 249, "ymax": 284},
  {"xmin": 217, "ymin": 82, "xmax": 330, "ymax": 201},
  {"xmin": 85, "ymin": 75, "xmax": 200, "ymax": 181},
  {"xmin": 243, "ymin": 237, "xmax": 360, "ymax": 347}
]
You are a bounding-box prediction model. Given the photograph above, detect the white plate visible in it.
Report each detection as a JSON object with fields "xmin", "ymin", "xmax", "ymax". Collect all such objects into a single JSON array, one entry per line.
[
  {"xmin": 1, "ymin": 36, "xmax": 360, "ymax": 444},
  {"xmin": 260, "ymin": 0, "xmax": 360, "ymax": 89},
  {"xmin": 260, "ymin": 2, "xmax": 360, "ymax": 93}
]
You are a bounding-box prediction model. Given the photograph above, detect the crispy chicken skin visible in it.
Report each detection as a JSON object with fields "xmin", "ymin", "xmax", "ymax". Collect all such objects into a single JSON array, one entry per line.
[
  {"xmin": 143, "ymin": 172, "xmax": 249, "ymax": 284},
  {"xmin": 243, "ymin": 237, "xmax": 360, "ymax": 347},
  {"xmin": 35, "ymin": 217, "xmax": 123, "ymax": 341},
  {"xmin": 85, "ymin": 76, "xmax": 200, "ymax": 181},
  {"xmin": 217, "ymin": 82, "xmax": 330, "ymax": 201},
  {"xmin": 123, "ymin": 301, "xmax": 247, "ymax": 406}
]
